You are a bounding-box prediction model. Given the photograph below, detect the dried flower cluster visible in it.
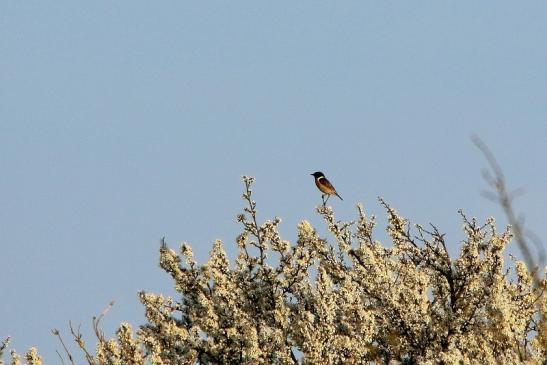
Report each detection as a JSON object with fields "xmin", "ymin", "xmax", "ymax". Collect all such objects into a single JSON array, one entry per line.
[{"xmin": 2, "ymin": 177, "xmax": 546, "ymax": 364}]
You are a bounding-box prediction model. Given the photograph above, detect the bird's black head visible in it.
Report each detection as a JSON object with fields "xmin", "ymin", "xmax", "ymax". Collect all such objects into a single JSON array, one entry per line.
[{"xmin": 311, "ymin": 171, "xmax": 325, "ymax": 178}]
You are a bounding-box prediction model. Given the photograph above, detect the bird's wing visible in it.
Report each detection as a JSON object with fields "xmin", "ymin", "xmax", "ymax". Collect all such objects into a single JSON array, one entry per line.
[
  {"xmin": 322, "ymin": 178, "xmax": 343, "ymax": 200},
  {"xmin": 321, "ymin": 178, "xmax": 336, "ymax": 191}
]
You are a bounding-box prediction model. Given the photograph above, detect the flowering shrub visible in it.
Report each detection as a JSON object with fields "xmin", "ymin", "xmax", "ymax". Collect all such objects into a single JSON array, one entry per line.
[{"xmin": 2, "ymin": 177, "xmax": 546, "ymax": 364}]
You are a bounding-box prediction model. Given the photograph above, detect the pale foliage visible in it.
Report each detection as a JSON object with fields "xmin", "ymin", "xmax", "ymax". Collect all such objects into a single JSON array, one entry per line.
[{"xmin": 2, "ymin": 177, "xmax": 546, "ymax": 364}]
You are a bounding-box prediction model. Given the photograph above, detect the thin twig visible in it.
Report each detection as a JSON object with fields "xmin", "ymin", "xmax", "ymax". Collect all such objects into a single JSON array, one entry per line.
[
  {"xmin": 472, "ymin": 135, "xmax": 544, "ymax": 287},
  {"xmin": 93, "ymin": 301, "xmax": 115, "ymax": 342},
  {"xmin": 68, "ymin": 322, "xmax": 96, "ymax": 365},
  {"xmin": 0, "ymin": 337, "xmax": 10, "ymax": 358},
  {"xmin": 51, "ymin": 329, "xmax": 76, "ymax": 365},
  {"xmin": 242, "ymin": 177, "xmax": 265, "ymax": 265},
  {"xmin": 55, "ymin": 350, "xmax": 66, "ymax": 365}
]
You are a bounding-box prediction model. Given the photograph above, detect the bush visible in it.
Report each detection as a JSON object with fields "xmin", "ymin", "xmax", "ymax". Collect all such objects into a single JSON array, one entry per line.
[{"xmin": 3, "ymin": 177, "xmax": 546, "ymax": 364}]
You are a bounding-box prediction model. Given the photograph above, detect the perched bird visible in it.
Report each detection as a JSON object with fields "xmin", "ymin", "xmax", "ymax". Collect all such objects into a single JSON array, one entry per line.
[{"xmin": 311, "ymin": 171, "xmax": 343, "ymax": 204}]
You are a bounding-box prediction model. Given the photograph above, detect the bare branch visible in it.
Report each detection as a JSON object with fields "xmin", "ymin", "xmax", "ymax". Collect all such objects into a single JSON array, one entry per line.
[
  {"xmin": 51, "ymin": 329, "xmax": 76, "ymax": 365},
  {"xmin": 68, "ymin": 322, "xmax": 96, "ymax": 365},
  {"xmin": 472, "ymin": 135, "xmax": 544, "ymax": 287},
  {"xmin": 55, "ymin": 350, "xmax": 66, "ymax": 365},
  {"xmin": 92, "ymin": 300, "xmax": 115, "ymax": 343}
]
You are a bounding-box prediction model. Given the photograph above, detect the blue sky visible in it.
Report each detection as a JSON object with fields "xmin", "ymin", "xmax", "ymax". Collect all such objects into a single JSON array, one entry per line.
[{"xmin": 1, "ymin": 2, "xmax": 546, "ymax": 362}]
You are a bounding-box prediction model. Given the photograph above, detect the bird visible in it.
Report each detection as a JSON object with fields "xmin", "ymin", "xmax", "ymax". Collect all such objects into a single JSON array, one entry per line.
[{"xmin": 311, "ymin": 171, "xmax": 343, "ymax": 204}]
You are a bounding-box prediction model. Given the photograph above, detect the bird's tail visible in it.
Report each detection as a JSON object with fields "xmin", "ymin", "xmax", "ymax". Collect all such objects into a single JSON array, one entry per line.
[{"xmin": 335, "ymin": 192, "xmax": 343, "ymax": 200}]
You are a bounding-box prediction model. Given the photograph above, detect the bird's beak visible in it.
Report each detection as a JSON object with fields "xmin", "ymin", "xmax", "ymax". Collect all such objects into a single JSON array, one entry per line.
[{"xmin": 310, "ymin": 173, "xmax": 314, "ymax": 176}]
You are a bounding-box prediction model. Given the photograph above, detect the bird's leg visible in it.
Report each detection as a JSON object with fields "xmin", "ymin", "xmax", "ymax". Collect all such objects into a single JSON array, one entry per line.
[
  {"xmin": 322, "ymin": 194, "xmax": 326, "ymax": 206},
  {"xmin": 324, "ymin": 194, "xmax": 330, "ymax": 204}
]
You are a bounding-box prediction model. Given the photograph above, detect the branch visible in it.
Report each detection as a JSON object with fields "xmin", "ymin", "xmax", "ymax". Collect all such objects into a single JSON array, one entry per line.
[
  {"xmin": 92, "ymin": 300, "xmax": 115, "ymax": 343},
  {"xmin": 241, "ymin": 176, "xmax": 266, "ymax": 266},
  {"xmin": 69, "ymin": 322, "xmax": 96, "ymax": 365},
  {"xmin": 472, "ymin": 135, "xmax": 544, "ymax": 287},
  {"xmin": 51, "ymin": 330, "xmax": 75, "ymax": 365},
  {"xmin": 0, "ymin": 337, "xmax": 10, "ymax": 358}
]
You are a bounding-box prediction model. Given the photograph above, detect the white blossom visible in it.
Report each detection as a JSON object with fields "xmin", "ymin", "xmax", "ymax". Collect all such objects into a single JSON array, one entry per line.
[{"xmin": 2, "ymin": 179, "xmax": 545, "ymax": 364}]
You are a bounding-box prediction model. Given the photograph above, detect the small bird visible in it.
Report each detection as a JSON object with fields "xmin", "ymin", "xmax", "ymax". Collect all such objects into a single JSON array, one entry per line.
[{"xmin": 311, "ymin": 171, "xmax": 343, "ymax": 204}]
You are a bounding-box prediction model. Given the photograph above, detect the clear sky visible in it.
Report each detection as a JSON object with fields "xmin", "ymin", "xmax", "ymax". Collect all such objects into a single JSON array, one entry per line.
[{"xmin": 1, "ymin": 1, "xmax": 546, "ymax": 362}]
